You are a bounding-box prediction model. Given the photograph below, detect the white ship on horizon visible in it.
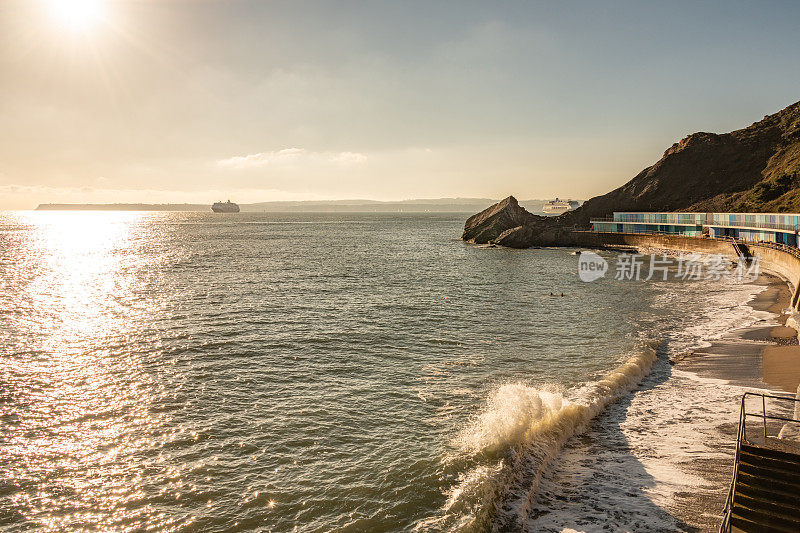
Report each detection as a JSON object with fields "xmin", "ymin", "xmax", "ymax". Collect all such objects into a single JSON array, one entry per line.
[
  {"xmin": 542, "ymin": 198, "xmax": 580, "ymax": 214},
  {"xmin": 211, "ymin": 200, "xmax": 240, "ymax": 213}
]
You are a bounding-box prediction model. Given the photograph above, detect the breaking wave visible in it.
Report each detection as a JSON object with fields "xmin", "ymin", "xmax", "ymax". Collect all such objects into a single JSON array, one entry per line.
[{"xmin": 418, "ymin": 342, "xmax": 660, "ymax": 532}]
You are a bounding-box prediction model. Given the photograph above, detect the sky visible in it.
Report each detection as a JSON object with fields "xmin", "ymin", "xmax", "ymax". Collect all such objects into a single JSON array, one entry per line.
[{"xmin": 1, "ymin": 0, "xmax": 800, "ymax": 209}]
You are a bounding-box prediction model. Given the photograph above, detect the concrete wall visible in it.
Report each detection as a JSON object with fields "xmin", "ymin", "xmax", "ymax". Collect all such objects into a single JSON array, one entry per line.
[
  {"xmin": 571, "ymin": 231, "xmax": 736, "ymax": 257},
  {"xmin": 576, "ymin": 231, "xmax": 800, "ymax": 308},
  {"xmin": 747, "ymin": 244, "xmax": 800, "ymax": 298}
]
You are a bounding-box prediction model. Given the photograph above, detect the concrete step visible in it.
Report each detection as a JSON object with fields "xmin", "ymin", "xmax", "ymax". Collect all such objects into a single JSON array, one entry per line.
[
  {"xmin": 736, "ymin": 479, "xmax": 800, "ymax": 512},
  {"xmin": 738, "ymin": 453, "xmax": 800, "ymax": 483},
  {"xmin": 737, "ymin": 470, "xmax": 797, "ymax": 496},
  {"xmin": 737, "ymin": 470, "xmax": 800, "ymax": 498},
  {"xmin": 738, "ymin": 460, "xmax": 800, "ymax": 487},
  {"xmin": 741, "ymin": 444, "xmax": 800, "ymax": 468},
  {"xmin": 734, "ymin": 493, "xmax": 800, "ymax": 520},
  {"xmin": 731, "ymin": 505, "xmax": 800, "ymax": 533},
  {"xmin": 731, "ymin": 514, "xmax": 794, "ymax": 533}
]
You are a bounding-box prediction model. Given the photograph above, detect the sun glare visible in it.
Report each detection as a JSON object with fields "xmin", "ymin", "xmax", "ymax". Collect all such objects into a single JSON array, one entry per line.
[{"xmin": 44, "ymin": 0, "xmax": 108, "ymax": 31}]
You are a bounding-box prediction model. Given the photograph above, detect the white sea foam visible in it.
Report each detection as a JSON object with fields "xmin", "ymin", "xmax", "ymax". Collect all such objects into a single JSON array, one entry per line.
[
  {"xmin": 521, "ymin": 276, "xmax": 780, "ymax": 531},
  {"xmin": 453, "ymin": 383, "xmax": 566, "ymax": 457},
  {"xmin": 524, "ymin": 366, "xmax": 759, "ymax": 532},
  {"xmin": 419, "ymin": 343, "xmax": 659, "ymax": 532}
]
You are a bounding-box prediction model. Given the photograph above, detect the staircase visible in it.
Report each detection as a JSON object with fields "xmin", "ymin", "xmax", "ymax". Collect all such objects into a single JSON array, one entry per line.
[
  {"xmin": 729, "ymin": 239, "xmax": 752, "ymax": 264},
  {"xmin": 728, "ymin": 444, "xmax": 800, "ymax": 532},
  {"xmin": 721, "ymin": 393, "xmax": 800, "ymax": 532}
]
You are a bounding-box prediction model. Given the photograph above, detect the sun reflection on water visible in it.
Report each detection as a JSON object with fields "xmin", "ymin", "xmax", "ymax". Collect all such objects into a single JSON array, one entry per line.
[
  {"xmin": 27, "ymin": 211, "xmax": 140, "ymax": 339},
  {"xmin": 0, "ymin": 211, "xmax": 187, "ymax": 532}
]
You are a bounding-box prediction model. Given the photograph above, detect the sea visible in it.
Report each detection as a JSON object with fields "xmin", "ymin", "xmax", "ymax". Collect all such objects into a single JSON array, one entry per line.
[{"xmin": 0, "ymin": 212, "xmax": 772, "ymax": 532}]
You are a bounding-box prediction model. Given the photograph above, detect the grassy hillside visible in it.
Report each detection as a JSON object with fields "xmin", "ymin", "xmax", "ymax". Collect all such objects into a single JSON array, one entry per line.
[{"xmin": 563, "ymin": 100, "xmax": 800, "ymax": 225}]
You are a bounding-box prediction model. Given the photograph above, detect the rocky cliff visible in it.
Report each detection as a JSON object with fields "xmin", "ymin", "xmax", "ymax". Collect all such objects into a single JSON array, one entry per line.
[
  {"xmin": 464, "ymin": 100, "xmax": 800, "ymax": 247},
  {"xmin": 461, "ymin": 196, "xmax": 577, "ymax": 248}
]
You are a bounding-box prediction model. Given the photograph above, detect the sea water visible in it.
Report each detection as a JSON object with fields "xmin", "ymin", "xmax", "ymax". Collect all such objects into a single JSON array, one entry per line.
[{"xmin": 0, "ymin": 212, "xmax": 768, "ymax": 532}]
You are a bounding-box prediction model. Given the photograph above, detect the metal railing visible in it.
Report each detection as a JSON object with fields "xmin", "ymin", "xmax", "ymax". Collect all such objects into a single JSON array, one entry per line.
[
  {"xmin": 588, "ymin": 228, "xmax": 704, "ymax": 237},
  {"xmin": 750, "ymin": 240, "xmax": 800, "ymax": 261},
  {"xmin": 708, "ymin": 219, "xmax": 799, "ymax": 233},
  {"xmin": 590, "ymin": 217, "xmax": 800, "ymax": 233},
  {"xmin": 589, "ymin": 216, "xmax": 704, "ymax": 225},
  {"xmin": 720, "ymin": 392, "xmax": 800, "ymax": 532}
]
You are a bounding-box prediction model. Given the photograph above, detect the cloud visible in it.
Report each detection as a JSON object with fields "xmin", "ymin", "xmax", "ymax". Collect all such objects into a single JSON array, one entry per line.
[
  {"xmin": 217, "ymin": 148, "xmax": 367, "ymax": 169},
  {"xmin": 329, "ymin": 151, "xmax": 368, "ymax": 164}
]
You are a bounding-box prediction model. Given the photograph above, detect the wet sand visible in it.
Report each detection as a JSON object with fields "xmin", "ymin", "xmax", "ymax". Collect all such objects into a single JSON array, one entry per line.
[
  {"xmin": 680, "ymin": 273, "xmax": 800, "ymax": 393},
  {"xmin": 762, "ymin": 346, "xmax": 800, "ymax": 393},
  {"xmin": 670, "ymin": 272, "xmax": 800, "ymax": 530}
]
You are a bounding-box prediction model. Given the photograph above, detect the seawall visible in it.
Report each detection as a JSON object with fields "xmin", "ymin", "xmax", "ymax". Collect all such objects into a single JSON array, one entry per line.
[{"xmin": 575, "ymin": 231, "xmax": 800, "ymax": 312}]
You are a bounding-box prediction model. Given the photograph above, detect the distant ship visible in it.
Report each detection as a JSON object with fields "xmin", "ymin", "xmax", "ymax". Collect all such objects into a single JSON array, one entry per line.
[
  {"xmin": 211, "ymin": 200, "xmax": 240, "ymax": 213},
  {"xmin": 542, "ymin": 198, "xmax": 580, "ymax": 215}
]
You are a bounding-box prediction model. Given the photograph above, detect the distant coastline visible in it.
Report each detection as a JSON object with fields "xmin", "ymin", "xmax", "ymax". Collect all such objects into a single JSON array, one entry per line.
[
  {"xmin": 36, "ymin": 203, "xmax": 206, "ymax": 211},
  {"xmin": 35, "ymin": 198, "xmax": 573, "ymax": 213}
]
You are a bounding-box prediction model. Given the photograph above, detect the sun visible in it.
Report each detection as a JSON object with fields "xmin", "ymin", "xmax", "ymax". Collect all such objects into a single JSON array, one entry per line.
[{"xmin": 44, "ymin": 0, "xmax": 108, "ymax": 31}]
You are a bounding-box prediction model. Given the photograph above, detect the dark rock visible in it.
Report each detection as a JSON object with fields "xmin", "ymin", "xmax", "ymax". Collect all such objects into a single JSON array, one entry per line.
[
  {"xmin": 493, "ymin": 225, "xmax": 536, "ymax": 248},
  {"xmin": 462, "ymin": 196, "xmax": 543, "ymax": 244}
]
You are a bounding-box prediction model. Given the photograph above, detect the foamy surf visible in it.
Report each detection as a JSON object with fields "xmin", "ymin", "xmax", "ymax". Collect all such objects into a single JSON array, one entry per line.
[{"xmin": 418, "ymin": 342, "xmax": 660, "ymax": 532}]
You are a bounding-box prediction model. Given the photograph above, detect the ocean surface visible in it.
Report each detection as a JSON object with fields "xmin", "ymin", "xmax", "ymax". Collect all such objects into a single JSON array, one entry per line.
[{"xmin": 0, "ymin": 212, "xmax": 768, "ymax": 532}]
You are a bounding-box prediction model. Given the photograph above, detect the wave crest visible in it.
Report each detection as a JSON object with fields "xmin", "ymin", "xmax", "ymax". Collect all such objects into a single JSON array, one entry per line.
[
  {"xmin": 453, "ymin": 384, "xmax": 565, "ymax": 458},
  {"xmin": 420, "ymin": 342, "xmax": 660, "ymax": 532}
]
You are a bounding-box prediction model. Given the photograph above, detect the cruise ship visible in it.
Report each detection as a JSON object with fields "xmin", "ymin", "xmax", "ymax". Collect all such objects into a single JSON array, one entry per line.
[
  {"xmin": 542, "ymin": 198, "xmax": 580, "ymax": 214},
  {"xmin": 211, "ymin": 200, "xmax": 240, "ymax": 213}
]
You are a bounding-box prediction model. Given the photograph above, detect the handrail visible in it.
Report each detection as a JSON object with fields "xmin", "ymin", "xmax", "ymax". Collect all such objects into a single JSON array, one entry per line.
[
  {"xmin": 707, "ymin": 220, "xmax": 799, "ymax": 232},
  {"xmin": 740, "ymin": 391, "xmax": 800, "ymax": 442},
  {"xmin": 720, "ymin": 395, "xmax": 746, "ymax": 533},
  {"xmin": 589, "ymin": 216, "xmax": 704, "ymax": 225},
  {"xmin": 589, "ymin": 229, "xmax": 704, "ymax": 237},
  {"xmin": 740, "ymin": 412, "xmax": 800, "ymax": 425},
  {"xmin": 589, "ymin": 217, "xmax": 800, "ymax": 232},
  {"xmin": 720, "ymin": 392, "xmax": 800, "ymax": 532},
  {"xmin": 751, "ymin": 241, "xmax": 800, "ymax": 260}
]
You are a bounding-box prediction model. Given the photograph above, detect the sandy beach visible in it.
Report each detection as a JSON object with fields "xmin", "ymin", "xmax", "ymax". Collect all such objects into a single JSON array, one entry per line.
[
  {"xmin": 680, "ymin": 273, "xmax": 800, "ymax": 393},
  {"xmin": 671, "ymin": 272, "xmax": 800, "ymax": 530}
]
